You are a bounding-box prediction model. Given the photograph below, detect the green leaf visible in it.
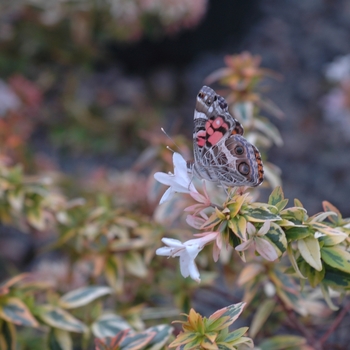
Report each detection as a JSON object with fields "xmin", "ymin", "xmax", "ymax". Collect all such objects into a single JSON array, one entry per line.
[
  {"xmin": 299, "ymin": 261, "xmax": 325, "ymax": 288},
  {"xmin": 48, "ymin": 328, "xmax": 72, "ymax": 350},
  {"xmin": 323, "ymin": 268, "xmax": 350, "ymax": 290},
  {"xmin": 243, "ymin": 207, "xmax": 281, "ymax": 222},
  {"xmin": 249, "ymin": 300, "xmax": 276, "ymax": 338},
  {"xmin": 0, "ymin": 320, "xmax": 16, "ymax": 350},
  {"xmin": 92, "ymin": 314, "xmax": 131, "ymax": 338},
  {"xmin": 59, "ymin": 286, "xmax": 112, "ymax": 309},
  {"xmin": 259, "ymin": 335, "xmax": 307, "ymax": 350},
  {"xmin": 222, "ymin": 327, "xmax": 248, "ymax": 342},
  {"xmin": 285, "ymin": 227, "xmax": 311, "ymax": 241},
  {"xmin": 297, "ymin": 237, "xmax": 322, "ymax": 271},
  {"xmin": 321, "ymin": 246, "xmax": 350, "ymax": 273},
  {"xmin": 38, "ymin": 305, "xmax": 87, "ymax": 333},
  {"xmin": 0, "ymin": 297, "xmax": 38, "ymax": 327}
]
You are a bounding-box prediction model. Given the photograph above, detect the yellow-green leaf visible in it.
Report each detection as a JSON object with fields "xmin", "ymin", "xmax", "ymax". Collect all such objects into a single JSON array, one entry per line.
[
  {"xmin": 298, "ymin": 237, "xmax": 322, "ymax": 271},
  {"xmin": 249, "ymin": 300, "xmax": 276, "ymax": 338},
  {"xmin": 124, "ymin": 252, "xmax": 148, "ymax": 278},
  {"xmin": 228, "ymin": 216, "xmax": 247, "ymax": 240}
]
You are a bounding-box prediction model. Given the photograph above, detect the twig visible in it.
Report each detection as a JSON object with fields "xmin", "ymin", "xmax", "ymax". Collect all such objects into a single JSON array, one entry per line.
[{"xmin": 318, "ymin": 302, "xmax": 350, "ymax": 346}]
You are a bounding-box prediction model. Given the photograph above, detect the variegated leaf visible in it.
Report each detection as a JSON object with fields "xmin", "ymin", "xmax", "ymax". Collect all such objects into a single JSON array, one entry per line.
[
  {"xmin": 38, "ymin": 305, "xmax": 87, "ymax": 333},
  {"xmin": 121, "ymin": 331, "xmax": 156, "ymax": 350},
  {"xmin": 92, "ymin": 314, "xmax": 131, "ymax": 338},
  {"xmin": 144, "ymin": 325, "xmax": 173, "ymax": 350},
  {"xmin": 265, "ymin": 222, "xmax": 287, "ymax": 255},
  {"xmin": 59, "ymin": 286, "xmax": 112, "ymax": 309},
  {"xmin": 0, "ymin": 297, "xmax": 38, "ymax": 327},
  {"xmin": 243, "ymin": 207, "xmax": 281, "ymax": 222},
  {"xmin": 228, "ymin": 216, "xmax": 247, "ymax": 241},
  {"xmin": 321, "ymin": 246, "xmax": 350, "ymax": 273}
]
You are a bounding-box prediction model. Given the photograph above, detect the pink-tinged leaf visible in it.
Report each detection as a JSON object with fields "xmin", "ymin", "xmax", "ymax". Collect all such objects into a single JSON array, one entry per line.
[
  {"xmin": 0, "ymin": 297, "xmax": 38, "ymax": 327},
  {"xmin": 235, "ymin": 238, "xmax": 253, "ymax": 252},
  {"xmin": 237, "ymin": 264, "xmax": 264, "ymax": 286},
  {"xmin": 95, "ymin": 330, "xmax": 130, "ymax": 350},
  {"xmin": 209, "ymin": 303, "xmax": 245, "ymax": 326},
  {"xmin": 0, "ymin": 273, "xmax": 30, "ymax": 289},
  {"xmin": 186, "ymin": 215, "xmax": 205, "ymax": 229},
  {"xmin": 255, "ymin": 237, "xmax": 279, "ymax": 261},
  {"xmin": 322, "ymin": 201, "xmax": 341, "ymax": 224},
  {"xmin": 309, "ymin": 211, "xmax": 337, "ymax": 223}
]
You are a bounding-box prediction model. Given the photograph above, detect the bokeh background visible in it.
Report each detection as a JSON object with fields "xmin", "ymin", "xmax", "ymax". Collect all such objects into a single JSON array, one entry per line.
[{"xmin": 1, "ymin": 0, "xmax": 350, "ymax": 301}]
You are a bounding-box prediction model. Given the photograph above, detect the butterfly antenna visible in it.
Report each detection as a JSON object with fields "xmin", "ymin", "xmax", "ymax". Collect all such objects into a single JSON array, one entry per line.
[{"xmin": 161, "ymin": 127, "xmax": 182, "ymax": 154}]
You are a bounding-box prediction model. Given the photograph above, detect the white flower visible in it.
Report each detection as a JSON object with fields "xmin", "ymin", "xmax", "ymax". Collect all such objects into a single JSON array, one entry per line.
[
  {"xmin": 154, "ymin": 152, "xmax": 198, "ymax": 204},
  {"xmin": 156, "ymin": 233, "xmax": 218, "ymax": 282}
]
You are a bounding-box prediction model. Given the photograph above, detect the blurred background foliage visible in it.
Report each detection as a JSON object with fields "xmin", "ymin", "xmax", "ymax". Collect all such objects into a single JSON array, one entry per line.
[{"xmin": 0, "ymin": 0, "xmax": 350, "ymax": 349}]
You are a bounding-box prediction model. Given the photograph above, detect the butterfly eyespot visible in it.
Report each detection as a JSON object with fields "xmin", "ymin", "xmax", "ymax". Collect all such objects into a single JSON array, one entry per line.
[
  {"xmin": 198, "ymin": 92, "xmax": 204, "ymax": 98},
  {"xmin": 235, "ymin": 145, "xmax": 244, "ymax": 155},
  {"xmin": 238, "ymin": 162, "xmax": 250, "ymax": 175},
  {"xmin": 214, "ymin": 95, "xmax": 217, "ymax": 101},
  {"xmin": 206, "ymin": 99, "xmax": 212, "ymax": 106}
]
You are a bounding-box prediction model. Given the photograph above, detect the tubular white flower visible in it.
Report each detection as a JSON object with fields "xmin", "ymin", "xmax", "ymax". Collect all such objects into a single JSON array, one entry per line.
[
  {"xmin": 156, "ymin": 233, "xmax": 218, "ymax": 282},
  {"xmin": 154, "ymin": 152, "xmax": 198, "ymax": 204}
]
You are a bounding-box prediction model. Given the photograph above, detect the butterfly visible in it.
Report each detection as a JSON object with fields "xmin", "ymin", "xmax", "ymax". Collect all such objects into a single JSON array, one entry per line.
[{"xmin": 187, "ymin": 85, "xmax": 264, "ymax": 188}]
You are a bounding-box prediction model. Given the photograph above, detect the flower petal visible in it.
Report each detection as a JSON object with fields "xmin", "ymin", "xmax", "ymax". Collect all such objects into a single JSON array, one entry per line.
[{"xmin": 159, "ymin": 187, "xmax": 174, "ymax": 204}]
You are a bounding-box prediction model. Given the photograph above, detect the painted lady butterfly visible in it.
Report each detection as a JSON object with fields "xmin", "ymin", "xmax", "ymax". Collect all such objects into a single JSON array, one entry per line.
[{"xmin": 187, "ymin": 86, "xmax": 264, "ymax": 187}]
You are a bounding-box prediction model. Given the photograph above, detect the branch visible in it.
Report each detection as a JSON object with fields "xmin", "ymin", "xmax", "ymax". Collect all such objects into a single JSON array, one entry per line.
[{"xmin": 318, "ymin": 302, "xmax": 350, "ymax": 346}]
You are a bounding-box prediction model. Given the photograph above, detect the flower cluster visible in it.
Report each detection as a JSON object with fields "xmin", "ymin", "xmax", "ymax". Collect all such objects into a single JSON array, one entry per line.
[{"xmin": 154, "ymin": 152, "xmax": 283, "ymax": 282}]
